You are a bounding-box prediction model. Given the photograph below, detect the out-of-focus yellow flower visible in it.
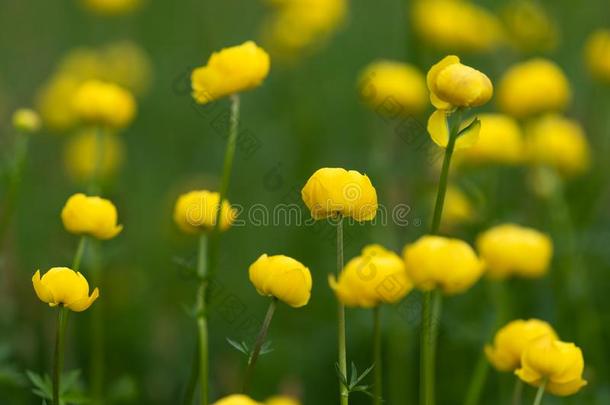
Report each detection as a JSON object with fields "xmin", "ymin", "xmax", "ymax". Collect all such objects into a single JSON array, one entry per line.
[
  {"xmin": 61, "ymin": 193, "xmax": 123, "ymax": 240},
  {"xmin": 36, "ymin": 74, "xmax": 82, "ymax": 132},
  {"xmin": 12, "ymin": 108, "xmax": 41, "ymax": 133},
  {"xmin": 212, "ymin": 395, "xmax": 263, "ymax": 405},
  {"xmin": 485, "ymin": 319, "xmax": 558, "ymax": 372},
  {"xmin": 411, "ymin": 0, "xmax": 503, "ymax": 53},
  {"xmin": 516, "ymin": 336, "xmax": 587, "ymax": 396},
  {"xmin": 454, "ymin": 113, "xmax": 524, "ymax": 166},
  {"xmin": 358, "ymin": 60, "xmax": 428, "ymax": 116},
  {"xmin": 102, "ymin": 41, "xmax": 153, "ymax": 95},
  {"xmin": 402, "ymin": 235, "xmax": 484, "ymax": 295},
  {"xmin": 191, "ymin": 41, "xmax": 270, "ymax": 104},
  {"xmin": 525, "ymin": 114, "xmax": 591, "ymax": 178},
  {"xmin": 477, "ymin": 224, "xmax": 552, "ymax": 279},
  {"xmin": 501, "ymin": 0, "xmax": 558, "ymax": 53},
  {"xmin": 301, "ymin": 168, "xmax": 378, "ymax": 221},
  {"xmin": 440, "ymin": 185, "xmax": 475, "ymax": 230},
  {"xmin": 497, "ymin": 59, "xmax": 571, "ymax": 118},
  {"xmin": 72, "ymin": 80, "xmax": 136, "ymax": 129},
  {"xmin": 58, "ymin": 48, "xmax": 105, "ymax": 81},
  {"xmin": 329, "ymin": 245, "xmax": 412, "ymax": 308},
  {"xmin": 427, "ymin": 110, "xmax": 481, "ymax": 149},
  {"xmin": 81, "ymin": 0, "xmax": 142, "ymax": 16},
  {"xmin": 427, "ymin": 55, "xmax": 493, "ymax": 110},
  {"xmin": 584, "ymin": 29, "xmax": 610, "ymax": 83},
  {"xmin": 63, "ymin": 130, "xmax": 125, "ymax": 183},
  {"xmin": 173, "ymin": 190, "xmax": 237, "ymax": 234},
  {"xmin": 249, "ymin": 254, "xmax": 312, "ymax": 308},
  {"xmin": 32, "ymin": 267, "xmax": 99, "ymax": 312},
  {"xmin": 265, "ymin": 396, "xmax": 301, "ymax": 405}
]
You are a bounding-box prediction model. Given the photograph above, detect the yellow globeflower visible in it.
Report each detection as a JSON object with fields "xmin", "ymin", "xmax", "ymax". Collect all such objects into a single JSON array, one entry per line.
[
  {"xmin": 36, "ymin": 74, "xmax": 82, "ymax": 132},
  {"xmin": 427, "ymin": 55, "xmax": 493, "ymax": 110},
  {"xmin": 173, "ymin": 190, "xmax": 237, "ymax": 234},
  {"xmin": 301, "ymin": 168, "xmax": 378, "ymax": 221},
  {"xmin": 12, "ymin": 108, "xmax": 41, "ymax": 133},
  {"xmin": 61, "ymin": 193, "xmax": 123, "ymax": 240},
  {"xmin": 525, "ymin": 114, "xmax": 591, "ymax": 178},
  {"xmin": 516, "ymin": 336, "xmax": 587, "ymax": 396},
  {"xmin": 440, "ymin": 185, "xmax": 475, "ymax": 230},
  {"xmin": 64, "ymin": 130, "xmax": 125, "ymax": 182},
  {"xmin": 402, "ymin": 235, "xmax": 484, "ymax": 295},
  {"xmin": 212, "ymin": 395, "xmax": 263, "ymax": 405},
  {"xmin": 191, "ymin": 41, "xmax": 270, "ymax": 104},
  {"xmin": 485, "ymin": 319, "xmax": 558, "ymax": 372},
  {"xmin": 477, "ymin": 224, "xmax": 553, "ymax": 279},
  {"xmin": 329, "ymin": 245, "xmax": 412, "ymax": 308},
  {"xmin": 72, "ymin": 80, "xmax": 136, "ymax": 129},
  {"xmin": 358, "ymin": 60, "xmax": 428, "ymax": 116},
  {"xmin": 501, "ymin": 0, "xmax": 558, "ymax": 53},
  {"xmin": 497, "ymin": 59, "xmax": 571, "ymax": 118},
  {"xmin": 81, "ymin": 0, "xmax": 141, "ymax": 16},
  {"xmin": 584, "ymin": 29, "xmax": 610, "ymax": 83},
  {"xmin": 32, "ymin": 267, "xmax": 99, "ymax": 312},
  {"xmin": 265, "ymin": 396, "xmax": 300, "ymax": 405},
  {"xmin": 249, "ymin": 254, "xmax": 312, "ymax": 308}
]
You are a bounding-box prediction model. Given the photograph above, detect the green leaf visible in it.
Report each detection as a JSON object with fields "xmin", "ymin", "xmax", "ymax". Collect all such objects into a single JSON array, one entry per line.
[
  {"xmin": 226, "ymin": 338, "xmax": 249, "ymax": 356},
  {"xmin": 259, "ymin": 340, "xmax": 274, "ymax": 356}
]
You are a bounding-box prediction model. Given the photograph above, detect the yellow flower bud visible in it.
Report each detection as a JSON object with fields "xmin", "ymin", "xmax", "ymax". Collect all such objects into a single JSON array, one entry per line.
[
  {"xmin": 402, "ymin": 235, "xmax": 484, "ymax": 295},
  {"xmin": 81, "ymin": 0, "xmax": 141, "ymax": 16},
  {"xmin": 427, "ymin": 110, "xmax": 481, "ymax": 149},
  {"xmin": 72, "ymin": 80, "xmax": 137, "ymax": 129},
  {"xmin": 329, "ymin": 245, "xmax": 412, "ymax": 308},
  {"xmin": 248, "ymin": 254, "xmax": 312, "ymax": 308},
  {"xmin": 485, "ymin": 319, "xmax": 558, "ymax": 372},
  {"xmin": 525, "ymin": 114, "xmax": 591, "ymax": 178},
  {"xmin": 358, "ymin": 60, "xmax": 428, "ymax": 116},
  {"xmin": 173, "ymin": 190, "xmax": 237, "ymax": 234},
  {"xmin": 12, "ymin": 108, "xmax": 41, "ymax": 133},
  {"xmin": 191, "ymin": 41, "xmax": 270, "ymax": 104},
  {"xmin": 32, "ymin": 267, "xmax": 99, "ymax": 312},
  {"xmin": 440, "ymin": 185, "xmax": 475, "ymax": 230},
  {"xmin": 36, "ymin": 74, "xmax": 81, "ymax": 133},
  {"xmin": 265, "ymin": 396, "xmax": 300, "ymax": 405},
  {"xmin": 501, "ymin": 0, "xmax": 558, "ymax": 53},
  {"xmin": 584, "ymin": 29, "xmax": 610, "ymax": 83},
  {"xmin": 61, "ymin": 193, "xmax": 123, "ymax": 240},
  {"xmin": 64, "ymin": 130, "xmax": 125, "ymax": 183},
  {"xmin": 477, "ymin": 224, "xmax": 553, "ymax": 279},
  {"xmin": 212, "ymin": 395, "xmax": 262, "ymax": 405},
  {"xmin": 427, "ymin": 55, "xmax": 493, "ymax": 110},
  {"xmin": 301, "ymin": 168, "xmax": 378, "ymax": 221},
  {"xmin": 516, "ymin": 336, "xmax": 587, "ymax": 396},
  {"xmin": 497, "ymin": 59, "xmax": 571, "ymax": 118}
]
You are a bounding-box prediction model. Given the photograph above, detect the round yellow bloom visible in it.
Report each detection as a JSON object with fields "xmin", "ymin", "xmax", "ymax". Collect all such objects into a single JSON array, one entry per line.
[
  {"xmin": 440, "ymin": 185, "xmax": 475, "ymax": 230},
  {"xmin": 402, "ymin": 235, "xmax": 484, "ymax": 295},
  {"xmin": 72, "ymin": 80, "xmax": 136, "ymax": 129},
  {"xmin": 301, "ymin": 168, "xmax": 378, "ymax": 221},
  {"xmin": 63, "ymin": 130, "xmax": 125, "ymax": 183},
  {"xmin": 36, "ymin": 74, "xmax": 82, "ymax": 132},
  {"xmin": 81, "ymin": 0, "xmax": 142, "ymax": 16},
  {"xmin": 265, "ymin": 396, "xmax": 300, "ymax": 405},
  {"xmin": 191, "ymin": 41, "xmax": 270, "ymax": 104},
  {"xmin": 501, "ymin": 0, "xmax": 558, "ymax": 53},
  {"xmin": 427, "ymin": 110, "xmax": 481, "ymax": 149},
  {"xmin": 497, "ymin": 59, "xmax": 571, "ymax": 118},
  {"xmin": 411, "ymin": 0, "xmax": 503, "ymax": 53},
  {"xmin": 477, "ymin": 224, "xmax": 553, "ymax": 279},
  {"xmin": 455, "ymin": 113, "xmax": 524, "ymax": 166},
  {"xmin": 212, "ymin": 395, "xmax": 262, "ymax": 405},
  {"xmin": 584, "ymin": 29, "xmax": 610, "ymax": 83},
  {"xmin": 61, "ymin": 193, "xmax": 123, "ymax": 240},
  {"xmin": 249, "ymin": 254, "xmax": 312, "ymax": 308},
  {"xmin": 485, "ymin": 319, "xmax": 558, "ymax": 372},
  {"xmin": 516, "ymin": 336, "xmax": 587, "ymax": 396},
  {"xmin": 358, "ymin": 60, "xmax": 428, "ymax": 116},
  {"xmin": 12, "ymin": 108, "xmax": 41, "ymax": 133},
  {"xmin": 427, "ymin": 55, "xmax": 493, "ymax": 110},
  {"xmin": 32, "ymin": 267, "xmax": 99, "ymax": 312},
  {"xmin": 525, "ymin": 114, "xmax": 591, "ymax": 178},
  {"xmin": 329, "ymin": 245, "xmax": 412, "ymax": 308},
  {"xmin": 173, "ymin": 190, "xmax": 236, "ymax": 234}
]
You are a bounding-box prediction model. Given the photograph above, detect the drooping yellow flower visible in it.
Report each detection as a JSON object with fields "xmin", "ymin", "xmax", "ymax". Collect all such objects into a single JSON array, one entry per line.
[
  {"xmin": 249, "ymin": 254, "xmax": 312, "ymax": 308},
  {"xmin": 32, "ymin": 267, "xmax": 99, "ymax": 312},
  {"xmin": 81, "ymin": 0, "xmax": 142, "ymax": 16},
  {"xmin": 212, "ymin": 395, "xmax": 263, "ymax": 405},
  {"xmin": 72, "ymin": 80, "xmax": 136, "ymax": 129},
  {"xmin": 427, "ymin": 55, "xmax": 493, "ymax": 110},
  {"xmin": 584, "ymin": 29, "xmax": 610, "ymax": 83},
  {"xmin": 427, "ymin": 109, "xmax": 481, "ymax": 149},
  {"xmin": 301, "ymin": 168, "xmax": 378, "ymax": 221},
  {"xmin": 61, "ymin": 193, "xmax": 123, "ymax": 240},
  {"xmin": 173, "ymin": 190, "xmax": 237, "ymax": 234},
  {"xmin": 485, "ymin": 319, "xmax": 558, "ymax": 372},
  {"xmin": 411, "ymin": 0, "xmax": 503, "ymax": 53},
  {"xmin": 12, "ymin": 108, "xmax": 41, "ymax": 133},
  {"xmin": 265, "ymin": 396, "xmax": 301, "ymax": 405},
  {"xmin": 525, "ymin": 114, "xmax": 591, "ymax": 178},
  {"xmin": 501, "ymin": 0, "xmax": 558, "ymax": 53},
  {"xmin": 440, "ymin": 185, "xmax": 475, "ymax": 230},
  {"xmin": 36, "ymin": 74, "xmax": 82, "ymax": 132},
  {"xmin": 402, "ymin": 235, "xmax": 484, "ymax": 295},
  {"xmin": 64, "ymin": 130, "xmax": 125, "ymax": 183},
  {"xmin": 329, "ymin": 245, "xmax": 412, "ymax": 308},
  {"xmin": 477, "ymin": 224, "xmax": 553, "ymax": 279},
  {"xmin": 497, "ymin": 59, "xmax": 571, "ymax": 118},
  {"xmin": 191, "ymin": 41, "xmax": 270, "ymax": 104},
  {"xmin": 358, "ymin": 60, "xmax": 428, "ymax": 116},
  {"xmin": 516, "ymin": 336, "xmax": 587, "ymax": 396}
]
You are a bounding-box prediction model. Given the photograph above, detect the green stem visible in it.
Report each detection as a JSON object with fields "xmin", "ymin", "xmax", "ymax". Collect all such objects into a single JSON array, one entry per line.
[
  {"xmin": 53, "ymin": 307, "xmax": 69, "ymax": 405},
  {"xmin": 372, "ymin": 306, "xmax": 382, "ymax": 405},
  {"xmin": 463, "ymin": 352, "xmax": 489, "ymax": 405},
  {"xmin": 72, "ymin": 236, "xmax": 88, "ymax": 272},
  {"xmin": 183, "ymin": 341, "xmax": 200, "ymax": 405},
  {"xmin": 532, "ymin": 381, "xmax": 546, "ymax": 405},
  {"xmin": 336, "ymin": 216, "xmax": 348, "ymax": 405},
  {"xmin": 512, "ymin": 379, "xmax": 523, "ymax": 405},
  {"xmin": 195, "ymin": 234, "xmax": 209, "ymax": 405},
  {"xmin": 88, "ymin": 241, "xmax": 104, "ymax": 405},
  {"xmin": 242, "ymin": 297, "xmax": 278, "ymax": 393},
  {"xmin": 0, "ymin": 132, "xmax": 30, "ymax": 245},
  {"xmin": 88, "ymin": 126, "xmax": 106, "ymax": 195}
]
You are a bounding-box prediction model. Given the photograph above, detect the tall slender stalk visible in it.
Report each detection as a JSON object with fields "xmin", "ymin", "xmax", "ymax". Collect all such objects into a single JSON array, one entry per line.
[
  {"xmin": 372, "ymin": 306, "xmax": 382, "ymax": 405},
  {"xmin": 512, "ymin": 379, "xmax": 523, "ymax": 405},
  {"xmin": 72, "ymin": 236, "xmax": 88, "ymax": 272},
  {"xmin": 336, "ymin": 216, "xmax": 348, "ymax": 405},
  {"xmin": 0, "ymin": 132, "xmax": 30, "ymax": 245},
  {"xmin": 196, "ymin": 234, "xmax": 209, "ymax": 405},
  {"xmin": 89, "ymin": 126, "xmax": 106, "ymax": 195},
  {"xmin": 53, "ymin": 307, "xmax": 69, "ymax": 405},
  {"xmin": 532, "ymin": 381, "xmax": 546, "ymax": 405},
  {"xmin": 463, "ymin": 352, "xmax": 489, "ymax": 405}
]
